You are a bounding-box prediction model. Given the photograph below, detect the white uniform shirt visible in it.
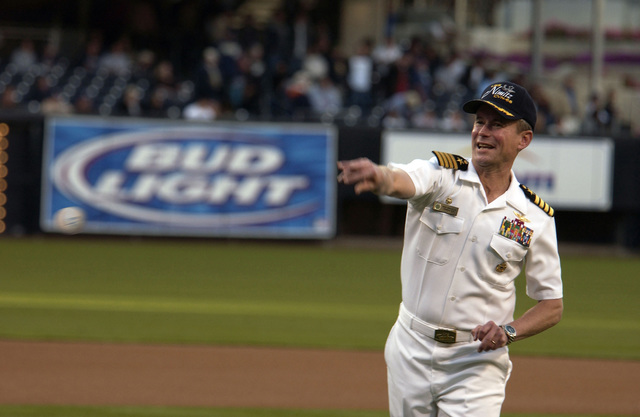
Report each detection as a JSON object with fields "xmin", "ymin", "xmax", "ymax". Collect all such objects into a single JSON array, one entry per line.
[{"xmin": 391, "ymin": 155, "xmax": 563, "ymax": 331}]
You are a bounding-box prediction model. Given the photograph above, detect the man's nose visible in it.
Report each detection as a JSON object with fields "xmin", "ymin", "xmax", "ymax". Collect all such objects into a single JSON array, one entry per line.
[{"xmin": 475, "ymin": 123, "xmax": 490, "ymax": 136}]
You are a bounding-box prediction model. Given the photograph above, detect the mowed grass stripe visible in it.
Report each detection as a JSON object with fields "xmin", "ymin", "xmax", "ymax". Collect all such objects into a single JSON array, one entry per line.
[
  {"xmin": 2, "ymin": 292, "xmax": 640, "ymax": 332},
  {"xmin": 0, "ymin": 292, "xmax": 396, "ymax": 321}
]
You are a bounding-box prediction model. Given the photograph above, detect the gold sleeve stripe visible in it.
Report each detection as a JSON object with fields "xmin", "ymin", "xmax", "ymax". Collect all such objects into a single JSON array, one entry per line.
[
  {"xmin": 433, "ymin": 151, "xmax": 450, "ymax": 168},
  {"xmin": 432, "ymin": 151, "xmax": 469, "ymax": 171},
  {"xmin": 520, "ymin": 184, "xmax": 554, "ymax": 217},
  {"xmin": 444, "ymin": 152, "xmax": 456, "ymax": 168}
]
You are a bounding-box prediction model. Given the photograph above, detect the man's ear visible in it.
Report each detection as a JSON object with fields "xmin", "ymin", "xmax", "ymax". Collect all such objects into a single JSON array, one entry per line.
[{"xmin": 518, "ymin": 130, "xmax": 533, "ymax": 151}]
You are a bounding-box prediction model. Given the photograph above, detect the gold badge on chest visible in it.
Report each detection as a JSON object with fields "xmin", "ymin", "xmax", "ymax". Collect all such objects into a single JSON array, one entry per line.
[{"xmin": 514, "ymin": 211, "xmax": 530, "ymax": 223}]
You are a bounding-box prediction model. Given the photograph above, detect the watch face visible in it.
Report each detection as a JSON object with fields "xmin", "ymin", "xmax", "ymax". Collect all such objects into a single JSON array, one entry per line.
[{"xmin": 505, "ymin": 325, "xmax": 516, "ymax": 335}]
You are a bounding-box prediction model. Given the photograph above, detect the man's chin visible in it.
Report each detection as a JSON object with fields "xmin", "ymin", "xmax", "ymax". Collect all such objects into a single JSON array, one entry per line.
[
  {"xmin": 472, "ymin": 150, "xmax": 494, "ymax": 161},
  {"xmin": 471, "ymin": 153, "xmax": 497, "ymax": 168}
]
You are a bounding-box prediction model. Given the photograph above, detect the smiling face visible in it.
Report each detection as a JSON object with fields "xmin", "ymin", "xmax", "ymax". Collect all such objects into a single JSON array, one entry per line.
[{"xmin": 471, "ymin": 104, "xmax": 532, "ymax": 172}]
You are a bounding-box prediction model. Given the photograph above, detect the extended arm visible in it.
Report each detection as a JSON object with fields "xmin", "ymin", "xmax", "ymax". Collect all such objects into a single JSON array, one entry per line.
[{"xmin": 337, "ymin": 158, "xmax": 415, "ymax": 199}]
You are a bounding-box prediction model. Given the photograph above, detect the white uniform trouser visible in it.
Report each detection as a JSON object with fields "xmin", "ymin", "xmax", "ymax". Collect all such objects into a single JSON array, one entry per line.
[{"xmin": 384, "ymin": 308, "xmax": 513, "ymax": 417}]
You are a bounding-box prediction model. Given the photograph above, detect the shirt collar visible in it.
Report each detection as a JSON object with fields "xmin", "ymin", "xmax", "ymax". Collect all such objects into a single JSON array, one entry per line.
[
  {"xmin": 506, "ymin": 174, "xmax": 528, "ymax": 214},
  {"xmin": 459, "ymin": 160, "xmax": 481, "ymax": 184},
  {"xmin": 461, "ymin": 160, "xmax": 529, "ymax": 214}
]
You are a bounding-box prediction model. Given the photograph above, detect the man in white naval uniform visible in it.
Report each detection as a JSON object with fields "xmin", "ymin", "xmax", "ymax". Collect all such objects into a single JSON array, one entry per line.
[{"xmin": 338, "ymin": 81, "xmax": 563, "ymax": 417}]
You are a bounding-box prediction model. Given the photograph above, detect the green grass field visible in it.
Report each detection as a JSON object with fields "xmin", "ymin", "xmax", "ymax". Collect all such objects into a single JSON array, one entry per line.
[{"xmin": 0, "ymin": 236, "xmax": 638, "ymax": 417}]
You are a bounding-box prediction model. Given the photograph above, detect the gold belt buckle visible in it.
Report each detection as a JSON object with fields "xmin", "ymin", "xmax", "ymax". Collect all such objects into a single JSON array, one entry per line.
[{"xmin": 434, "ymin": 329, "xmax": 457, "ymax": 344}]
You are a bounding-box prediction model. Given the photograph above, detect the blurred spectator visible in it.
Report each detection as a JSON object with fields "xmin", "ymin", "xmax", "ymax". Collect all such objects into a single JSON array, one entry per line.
[
  {"xmin": 75, "ymin": 34, "xmax": 104, "ymax": 74},
  {"xmin": 126, "ymin": 1, "xmax": 160, "ymax": 51},
  {"xmin": 217, "ymin": 28, "xmax": 243, "ymax": 61},
  {"xmin": 328, "ymin": 45, "xmax": 348, "ymax": 90},
  {"xmin": 1, "ymin": 85, "xmax": 18, "ymax": 109},
  {"xmin": 268, "ymin": 59, "xmax": 293, "ymax": 117},
  {"xmin": 583, "ymin": 93, "xmax": 601, "ymax": 135},
  {"xmin": 600, "ymin": 89, "xmax": 618, "ymax": 134},
  {"xmin": 460, "ymin": 55, "xmax": 486, "ymax": 97},
  {"xmin": 439, "ymin": 109, "xmax": 468, "ymax": 132},
  {"xmin": 433, "ymin": 51, "xmax": 467, "ymax": 93},
  {"xmin": 25, "ymin": 76, "xmax": 53, "ymax": 103},
  {"xmin": 265, "ymin": 8, "xmax": 292, "ymax": 72},
  {"xmin": 555, "ymin": 76, "xmax": 581, "ymax": 135},
  {"xmin": 412, "ymin": 56, "xmax": 433, "ymax": 101},
  {"xmin": 205, "ymin": 10, "xmax": 234, "ymax": 46},
  {"xmin": 561, "ymin": 76, "xmax": 580, "ymax": 117},
  {"xmin": 131, "ymin": 49, "xmax": 156, "ymax": 81},
  {"xmin": 115, "ymin": 85, "xmax": 144, "ymax": 117},
  {"xmin": 227, "ymin": 46, "xmax": 264, "ymax": 114},
  {"xmin": 10, "ymin": 39, "xmax": 38, "ymax": 73},
  {"xmin": 144, "ymin": 87, "xmax": 172, "ymax": 117},
  {"xmin": 193, "ymin": 47, "xmax": 225, "ymax": 102},
  {"xmin": 246, "ymin": 43, "xmax": 267, "ymax": 80},
  {"xmin": 382, "ymin": 108, "xmax": 409, "ymax": 129},
  {"xmin": 307, "ymin": 75, "xmax": 342, "ymax": 115},
  {"xmin": 623, "ymin": 74, "xmax": 640, "ymax": 90},
  {"xmin": 314, "ymin": 20, "xmax": 334, "ymax": 53},
  {"xmin": 183, "ymin": 98, "xmax": 220, "ymax": 120},
  {"xmin": 291, "ymin": 10, "xmax": 313, "ymax": 72},
  {"xmin": 283, "ymin": 71, "xmax": 312, "ymax": 119},
  {"xmin": 302, "ymin": 42, "xmax": 330, "ymax": 81},
  {"xmin": 475, "ymin": 65, "xmax": 503, "ymax": 97},
  {"xmin": 98, "ymin": 36, "xmax": 133, "ymax": 76},
  {"xmin": 73, "ymin": 94, "xmax": 96, "ymax": 114},
  {"xmin": 372, "ymin": 35, "xmax": 403, "ymax": 78},
  {"xmin": 237, "ymin": 14, "xmax": 262, "ymax": 50},
  {"xmin": 412, "ymin": 106, "xmax": 439, "ymax": 129},
  {"xmin": 382, "ymin": 52, "xmax": 418, "ymax": 110},
  {"xmin": 346, "ymin": 38, "xmax": 374, "ymax": 115},
  {"xmin": 582, "ymin": 91, "xmax": 618, "ymax": 136},
  {"xmin": 41, "ymin": 93, "xmax": 73, "ymax": 115},
  {"xmin": 530, "ymin": 84, "xmax": 556, "ymax": 134},
  {"xmin": 150, "ymin": 60, "xmax": 178, "ymax": 103},
  {"xmin": 40, "ymin": 42, "xmax": 62, "ymax": 71}
]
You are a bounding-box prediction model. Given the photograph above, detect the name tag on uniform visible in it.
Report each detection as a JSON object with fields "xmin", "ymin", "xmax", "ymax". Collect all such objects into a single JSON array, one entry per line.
[{"xmin": 432, "ymin": 201, "xmax": 459, "ymax": 217}]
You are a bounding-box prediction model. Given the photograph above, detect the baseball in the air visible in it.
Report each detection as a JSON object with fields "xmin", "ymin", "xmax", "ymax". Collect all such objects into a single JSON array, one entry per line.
[{"xmin": 54, "ymin": 206, "xmax": 86, "ymax": 234}]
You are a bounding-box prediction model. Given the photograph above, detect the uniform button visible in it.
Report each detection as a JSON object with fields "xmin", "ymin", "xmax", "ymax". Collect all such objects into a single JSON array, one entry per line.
[
  {"xmin": 506, "ymin": 253, "xmax": 512, "ymax": 259},
  {"xmin": 471, "ymin": 236, "xmax": 477, "ymax": 242},
  {"xmin": 450, "ymin": 296, "xmax": 456, "ymax": 301},
  {"xmin": 459, "ymin": 266, "xmax": 466, "ymax": 272},
  {"xmin": 437, "ymin": 225, "xmax": 442, "ymax": 232}
]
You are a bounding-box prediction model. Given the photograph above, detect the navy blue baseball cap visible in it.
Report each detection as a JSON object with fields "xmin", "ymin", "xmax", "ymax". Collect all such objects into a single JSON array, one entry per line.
[{"xmin": 463, "ymin": 81, "xmax": 537, "ymax": 131}]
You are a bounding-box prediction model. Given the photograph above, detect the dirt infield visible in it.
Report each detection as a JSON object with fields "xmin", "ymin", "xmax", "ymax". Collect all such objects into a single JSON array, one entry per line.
[{"xmin": 1, "ymin": 340, "xmax": 639, "ymax": 415}]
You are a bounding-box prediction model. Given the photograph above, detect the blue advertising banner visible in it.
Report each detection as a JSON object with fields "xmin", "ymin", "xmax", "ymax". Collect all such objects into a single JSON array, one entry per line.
[{"xmin": 41, "ymin": 116, "xmax": 337, "ymax": 239}]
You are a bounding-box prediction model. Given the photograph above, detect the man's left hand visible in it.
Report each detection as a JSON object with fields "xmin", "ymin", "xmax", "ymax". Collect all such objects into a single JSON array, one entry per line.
[{"xmin": 471, "ymin": 321, "xmax": 507, "ymax": 352}]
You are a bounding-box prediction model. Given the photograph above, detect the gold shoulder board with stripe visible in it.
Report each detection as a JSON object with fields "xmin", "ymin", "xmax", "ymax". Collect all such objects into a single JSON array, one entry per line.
[
  {"xmin": 432, "ymin": 151, "xmax": 469, "ymax": 171},
  {"xmin": 520, "ymin": 184, "xmax": 554, "ymax": 217}
]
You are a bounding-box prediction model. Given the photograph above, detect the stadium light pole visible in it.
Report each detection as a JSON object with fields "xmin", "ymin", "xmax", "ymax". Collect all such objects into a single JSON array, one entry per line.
[
  {"xmin": 454, "ymin": 0, "xmax": 467, "ymax": 51},
  {"xmin": 530, "ymin": 0, "xmax": 544, "ymax": 82}
]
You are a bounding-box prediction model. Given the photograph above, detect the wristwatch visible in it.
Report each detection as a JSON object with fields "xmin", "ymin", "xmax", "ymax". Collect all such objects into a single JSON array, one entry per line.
[{"xmin": 501, "ymin": 324, "xmax": 517, "ymax": 345}]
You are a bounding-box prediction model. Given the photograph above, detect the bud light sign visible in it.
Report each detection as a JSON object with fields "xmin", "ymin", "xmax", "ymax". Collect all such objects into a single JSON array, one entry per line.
[{"xmin": 41, "ymin": 117, "xmax": 337, "ymax": 238}]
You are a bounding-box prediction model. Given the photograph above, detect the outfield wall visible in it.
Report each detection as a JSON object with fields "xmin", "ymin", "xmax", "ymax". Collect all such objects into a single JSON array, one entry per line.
[{"xmin": 3, "ymin": 114, "xmax": 639, "ymax": 248}]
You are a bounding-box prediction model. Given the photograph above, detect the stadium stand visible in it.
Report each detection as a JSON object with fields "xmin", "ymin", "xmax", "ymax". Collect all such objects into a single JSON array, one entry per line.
[{"xmin": 0, "ymin": 0, "xmax": 638, "ymax": 138}]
